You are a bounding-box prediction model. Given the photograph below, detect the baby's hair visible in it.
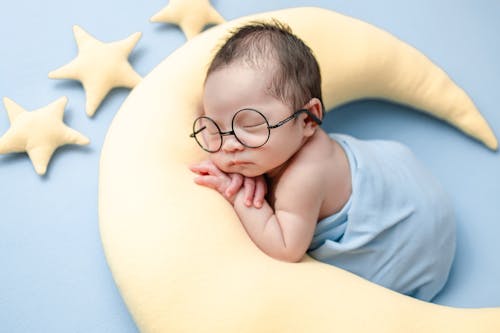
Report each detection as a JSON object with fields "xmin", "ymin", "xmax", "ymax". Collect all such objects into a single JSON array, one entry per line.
[{"xmin": 206, "ymin": 19, "xmax": 323, "ymax": 113}]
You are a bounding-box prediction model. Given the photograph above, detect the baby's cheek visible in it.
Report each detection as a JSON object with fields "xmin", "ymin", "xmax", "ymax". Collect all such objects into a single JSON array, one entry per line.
[
  {"xmin": 216, "ymin": 163, "xmax": 232, "ymax": 174},
  {"xmin": 209, "ymin": 156, "xmax": 225, "ymax": 170},
  {"xmin": 210, "ymin": 157, "xmax": 237, "ymax": 176}
]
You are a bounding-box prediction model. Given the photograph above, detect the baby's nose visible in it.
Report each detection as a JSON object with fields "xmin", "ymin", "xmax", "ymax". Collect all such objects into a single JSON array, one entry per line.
[{"xmin": 221, "ymin": 135, "xmax": 244, "ymax": 153}]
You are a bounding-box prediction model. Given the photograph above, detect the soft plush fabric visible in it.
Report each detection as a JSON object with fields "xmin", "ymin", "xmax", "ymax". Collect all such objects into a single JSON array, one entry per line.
[
  {"xmin": 308, "ymin": 133, "xmax": 455, "ymax": 301},
  {"xmin": 99, "ymin": 7, "xmax": 500, "ymax": 332},
  {"xmin": 0, "ymin": 97, "xmax": 89, "ymax": 175},
  {"xmin": 150, "ymin": 0, "xmax": 225, "ymax": 40},
  {"xmin": 48, "ymin": 26, "xmax": 142, "ymax": 117}
]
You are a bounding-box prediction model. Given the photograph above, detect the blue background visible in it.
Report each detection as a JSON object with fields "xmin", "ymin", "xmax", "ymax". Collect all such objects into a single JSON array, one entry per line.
[{"xmin": 1, "ymin": 0, "xmax": 499, "ymax": 332}]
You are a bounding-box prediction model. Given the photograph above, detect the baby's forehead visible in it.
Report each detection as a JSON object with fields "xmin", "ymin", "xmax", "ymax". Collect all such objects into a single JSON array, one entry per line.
[
  {"xmin": 209, "ymin": 61, "xmax": 288, "ymax": 96},
  {"xmin": 206, "ymin": 57, "xmax": 278, "ymax": 79},
  {"xmin": 203, "ymin": 61, "xmax": 276, "ymax": 96}
]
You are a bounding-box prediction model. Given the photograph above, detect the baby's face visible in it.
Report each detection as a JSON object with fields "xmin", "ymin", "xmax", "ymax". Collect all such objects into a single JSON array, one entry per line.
[{"xmin": 202, "ymin": 63, "xmax": 307, "ymax": 177}]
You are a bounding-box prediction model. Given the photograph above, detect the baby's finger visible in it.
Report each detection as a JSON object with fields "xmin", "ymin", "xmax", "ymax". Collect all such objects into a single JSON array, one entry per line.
[
  {"xmin": 194, "ymin": 175, "xmax": 222, "ymax": 191},
  {"xmin": 225, "ymin": 173, "xmax": 243, "ymax": 198},
  {"xmin": 189, "ymin": 162, "xmax": 210, "ymax": 174},
  {"xmin": 243, "ymin": 177, "xmax": 256, "ymax": 207},
  {"xmin": 254, "ymin": 176, "xmax": 267, "ymax": 208},
  {"xmin": 189, "ymin": 160, "xmax": 223, "ymax": 176}
]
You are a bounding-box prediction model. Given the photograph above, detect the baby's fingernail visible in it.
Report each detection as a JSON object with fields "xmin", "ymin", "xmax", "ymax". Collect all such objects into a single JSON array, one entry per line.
[
  {"xmin": 245, "ymin": 200, "xmax": 251, "ymax": 207},
  {"xmin": 256, "ymin": 201, "xmax": 262, "ymax": 208}
]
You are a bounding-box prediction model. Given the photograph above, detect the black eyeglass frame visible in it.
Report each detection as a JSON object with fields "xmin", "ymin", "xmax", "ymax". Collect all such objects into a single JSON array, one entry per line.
[{"xmin": 189, "ymin": 108, "xmax": 322, "ymax": 153}]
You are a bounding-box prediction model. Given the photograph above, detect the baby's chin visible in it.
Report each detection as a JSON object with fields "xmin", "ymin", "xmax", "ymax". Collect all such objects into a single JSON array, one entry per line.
[
  {"xmin": 218, "ymin": 164, "xmax": 264, "ymax": 178},
  {"xmin": 239, "ymin": 169, "xmax": 264, "ymax": 178}
]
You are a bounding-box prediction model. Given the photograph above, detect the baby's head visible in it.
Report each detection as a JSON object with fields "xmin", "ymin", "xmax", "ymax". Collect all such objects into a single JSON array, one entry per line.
[
  {"xmin": 206, "ymin": 19, "xmax": 323, "ymax": 112},
  {"xmin": 193, "ymin": 20, "xmax": 324, "ymax": 177}
]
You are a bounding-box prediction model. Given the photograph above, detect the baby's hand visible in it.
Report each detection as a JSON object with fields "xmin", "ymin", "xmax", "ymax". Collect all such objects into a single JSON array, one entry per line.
[
  {"xmin": 242, "ymin": 175, "xmax": 267, "ymax": 209},
  {"xmin": 189, "ymin": 160, "xmax": 243, "ymax": 204},
  {"xmin": 189, "ymin": 160, "xmax": 267, "ymax": 208}
]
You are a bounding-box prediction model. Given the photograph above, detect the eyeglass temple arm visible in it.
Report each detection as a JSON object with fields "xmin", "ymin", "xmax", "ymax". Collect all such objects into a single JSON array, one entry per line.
[
  {"xmin": 268, "ymin": 109, "xmax": 322, "ymax": 129},
  {"xmin": 190, "ymin": 126, "xmax": 207, "ymax": 137},
  {"xmin": 301, "ymin": 109, "xmax": 323, "ymax": 125}
]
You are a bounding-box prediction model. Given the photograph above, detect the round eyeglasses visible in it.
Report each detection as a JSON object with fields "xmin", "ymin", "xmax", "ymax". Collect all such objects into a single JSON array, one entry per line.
[{"xmin": 190, "ymin": 108, "xmax": 322, "ymax": 153}]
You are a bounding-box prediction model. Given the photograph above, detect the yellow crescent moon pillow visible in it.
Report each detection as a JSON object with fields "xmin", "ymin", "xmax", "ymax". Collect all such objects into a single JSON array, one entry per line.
[{"xmin": 99, "ymin": 7, "xmax": 500, "ymax": 332}]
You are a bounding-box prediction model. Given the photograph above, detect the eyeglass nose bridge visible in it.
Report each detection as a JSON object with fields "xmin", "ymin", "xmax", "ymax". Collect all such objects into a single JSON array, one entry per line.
[
  {"xmin": 220, "ymin": 129, "xmax": 235, "ymax": 137},
  {"xmin": 219, "ymin": 129, "xmax": 246, "ymax": 150}
]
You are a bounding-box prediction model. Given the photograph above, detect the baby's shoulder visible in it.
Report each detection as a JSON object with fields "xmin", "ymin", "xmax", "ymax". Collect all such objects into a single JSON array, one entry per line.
[
  {"xmin": 298, "ymin": 130, "xmax": 337, "ymax": 161},
  {"xmin": 285, "ymin": 131, "xmax": 338, "ymax": 178}
]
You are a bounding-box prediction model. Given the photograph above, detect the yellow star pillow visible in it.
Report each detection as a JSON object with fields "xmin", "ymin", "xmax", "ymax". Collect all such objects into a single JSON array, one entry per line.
[
  {"xmin": 49, "ymin": 26, "xmax": 142, "ymax": 117},
  {"xmin": 0, "ymin": 97, "xmax": 89, "ymax": 175},
  {"xmin": 151, "ymin": 0, "xmax": 225, "ymax": 40}
]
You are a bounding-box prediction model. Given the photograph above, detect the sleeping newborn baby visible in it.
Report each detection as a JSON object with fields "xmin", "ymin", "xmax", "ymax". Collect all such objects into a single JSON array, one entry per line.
[{"xmin": 189, "ymin": 20, "xmax": 455, "ymax": 301}]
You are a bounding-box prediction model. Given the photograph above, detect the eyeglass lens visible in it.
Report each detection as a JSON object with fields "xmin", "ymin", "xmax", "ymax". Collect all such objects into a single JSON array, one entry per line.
[{"xmin": 193, "ymin": 117, "xmax": 221, "ymax": 152}]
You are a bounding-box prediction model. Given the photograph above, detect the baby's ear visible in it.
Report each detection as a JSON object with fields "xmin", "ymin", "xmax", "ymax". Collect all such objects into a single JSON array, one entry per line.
[
  {"xmin": 302, "ymin": 97, "xmax": 323, "ymax": 136},
  {"xmin": 308, "ymin": 97, "xmax": 323, "ymax": 121}
]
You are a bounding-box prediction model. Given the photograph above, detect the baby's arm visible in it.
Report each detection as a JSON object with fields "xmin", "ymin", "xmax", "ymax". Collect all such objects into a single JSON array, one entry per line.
[
  {"xmin": 232, "ymin": 165, "xmax": 322, "ymax": 262},
  {"xmin": 190, "ymin": 160, "xmax": 322, "ymax": 263}
]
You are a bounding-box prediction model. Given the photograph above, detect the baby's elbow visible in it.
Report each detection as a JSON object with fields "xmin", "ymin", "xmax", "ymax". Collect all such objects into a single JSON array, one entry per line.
[
  {"xmin": 283, "ymin": 254, "xmax": 304, "ymax": 263},
  {"xmin": 273, "ymin": 247, "xmax": 305, "ymax": 263}
]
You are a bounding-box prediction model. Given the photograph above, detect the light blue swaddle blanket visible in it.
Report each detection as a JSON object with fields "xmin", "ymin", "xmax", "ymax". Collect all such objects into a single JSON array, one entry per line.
[{"xmin": 307, "ymin": 133, "xmax": 456, "ymax": 301}]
